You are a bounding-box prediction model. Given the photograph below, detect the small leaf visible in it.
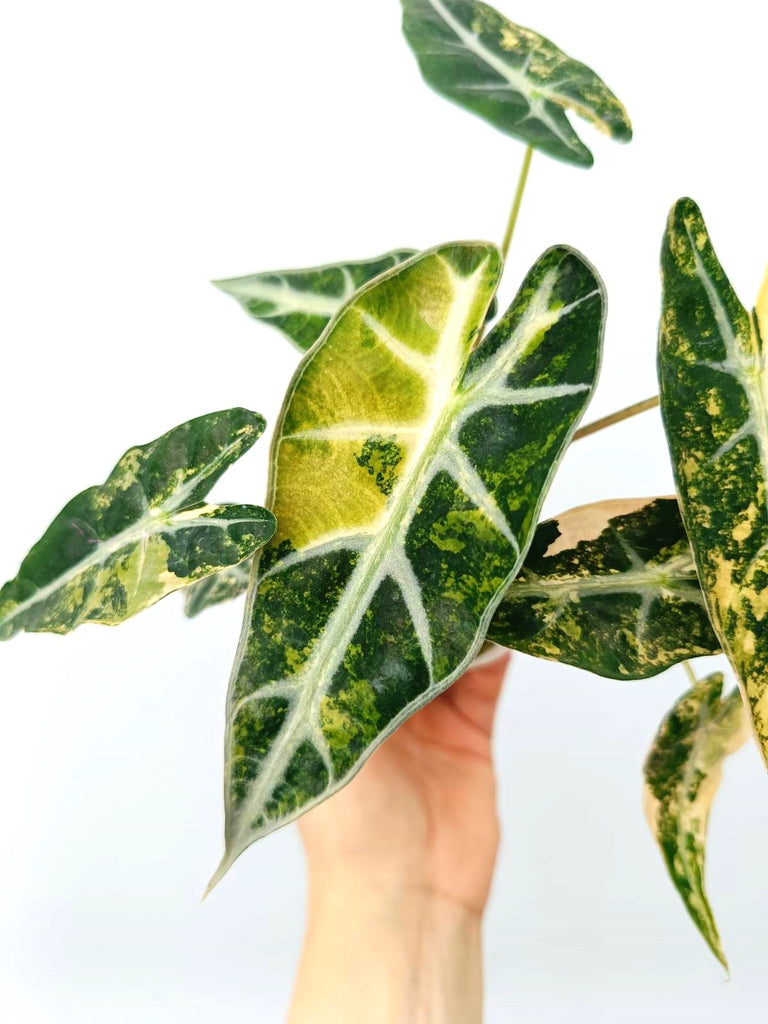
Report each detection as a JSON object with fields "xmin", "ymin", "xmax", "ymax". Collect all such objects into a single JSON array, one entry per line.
[
  {"xmin": 659, "ymin": 198, "xmax": 768, "ymax": 767},
  {"xmin": 184, "ymin": 561, "xmax": 251, "ymax": 618},
  {"xmin": 214, "ymin": 250, "xmax": 417, "ymax": 351},
  {"xmin": 643, "ymin": 671, "xmax": 748, "ymax": 969},
  {"xmin": 210, "ymin": 240, "xmax": 604, "ymax": 887},
  {"xmin": 0, "ymin": 409, "xmax": 275, "ymax": 639},
  {"xmin": 401, "ymin": 0, "xmax": 632, "ymax": 167},
  {"xmin": 488, "ymin": 497, "xmax": 721, "ymax": 678}
]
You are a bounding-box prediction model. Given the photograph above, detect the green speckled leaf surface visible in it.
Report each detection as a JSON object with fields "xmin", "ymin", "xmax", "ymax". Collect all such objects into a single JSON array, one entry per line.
[
  {"xmin": 214, "ymin": 250, "xmax": 417, "ymax": 351},
  {"xmin": 659, "ymin": 198, "xmax": 768, "ymax": 766},
  {"xmin": 0, "ymin": 409, "xmax": 275, "ymax": 639},
  {"xmin": 488, "ymin": 497, "xmax": 720, "ymax": 678},
  {"xmin": 401, "ymin": 0, "xmax": 632, "ymax": 166},
  {"xmin": 644, "ymin": 671, "xmax": 748, "ymax": 969},
  {"xmin": 211, "ymin": 241, "xmax": 605, "ymax": 885}
]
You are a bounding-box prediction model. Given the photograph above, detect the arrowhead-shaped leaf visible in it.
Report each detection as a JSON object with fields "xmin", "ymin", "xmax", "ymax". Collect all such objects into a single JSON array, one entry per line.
[
  {"xmin": 0, "ymin": 409, "xmax": 275, "ymax": 639},
  {"xmin": 214, "ymin": 250, "xmax": 417, "ymax": 352},
  {"xmin": 643, "ymin": 671, "xmax": 748, "ymax": 969},
  {"xmin": 488, "ymin": 497, "xmax": 721, "ymax": 678},
  {"xmin": 659, "ymin": 197, "xmax": 768, "ymax": 766},
  {"xmin": 401, "ymin": 0, "xmax": 632, "ymax": 167},
  {"xmin": 211, "ymin": 241, "xmax": 604, "ymax": 885}
]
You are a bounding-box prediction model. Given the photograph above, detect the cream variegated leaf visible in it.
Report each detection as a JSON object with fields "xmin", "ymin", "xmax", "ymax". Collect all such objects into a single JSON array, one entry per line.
[
  {"xmin": 659, "ymin": 198, "xmax": 768, "ymax": 767},
  {"xmin": 401, "ymin": 0, "xmax": 632, "ymax": 167},
  {"xmin": 214, "ymin": 250, "xmax": 417, "ymax": 352},
  {"xmin": 0, "ymin": 409, "xmax": 275, "ymax": 639},
  {"xmin": 643, "ymin": 671, "xmax": 748, "ymax": 969},
  {"xmin": 210, "ymin": 241, "xmax": 605, "ymax": 886},
  {"xmin": 488, "ymin": 497, "xmax": 720, "ymax": 678}
]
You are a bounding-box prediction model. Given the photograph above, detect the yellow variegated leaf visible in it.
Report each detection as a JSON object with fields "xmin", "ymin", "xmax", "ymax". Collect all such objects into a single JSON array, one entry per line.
[
  {"xmin": 659, "ymin": 199, "xmax": 768, "ymax": 766},
  {"xmin": 210, "ymin": 241, "xmax": 605, "ymax": 886},
  {"xmin": 643, "ymin": 671, "xmax": 748, "ymax": 969}
]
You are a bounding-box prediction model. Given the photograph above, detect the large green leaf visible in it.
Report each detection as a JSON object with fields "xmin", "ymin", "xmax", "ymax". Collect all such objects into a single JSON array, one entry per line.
[
  {"xmin": 214, "ymin": 250, "xmax": 417, "ymax": 352},
  {"xmin": 659, "ymin": 197, "xmax": 768, "ymax": 766},
  {"xmin": 0, "ymin": 409, "xmax": 275, "ymax": 639},
  {"xmin": 401, "ymin": 0, "xmax": 632, "ymax": 167},
  {"xmin": 643, "ymin": 671, "xmax": 748, "ymax": 969},
  {"xmin": 488, "ymin": 497, "xmax": 720, "ymax": 678},
  {"xmin": 209, "ymin": 241, "xmax": 604, "ymax": 886}
]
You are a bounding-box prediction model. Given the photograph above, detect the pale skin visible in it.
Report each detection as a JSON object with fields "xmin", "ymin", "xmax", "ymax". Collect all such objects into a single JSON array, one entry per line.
[{"xmin": 287, "ymin": 649, "xmax": 510, "ymax": 1024}]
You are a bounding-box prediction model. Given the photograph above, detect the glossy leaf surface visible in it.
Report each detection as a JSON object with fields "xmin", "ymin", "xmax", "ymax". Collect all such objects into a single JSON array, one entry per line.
[
  {"xmin": 488, "ymin": 497, "xmax": 720, "ymax": 678},
  {"xmin": 643, "ymin": 671, "xmax": 748, "ymax": 969},
  {"xmin": 0, "ymin": 410, "xmax": 274, "ymax": 639},
  {"xmin": 401, "ymin": 0, "xmax": 632, "ymax": 167},
  {"xmin": 659, "ymin": 197, "xmax": 768, "ymax": 766},
  {"xmin": 212, "ymin": 241, "xmax": 604, "ymax": 884},
  {"xmin": 215, "ymin": 250, "xmax": 416, "ymax": 351}
]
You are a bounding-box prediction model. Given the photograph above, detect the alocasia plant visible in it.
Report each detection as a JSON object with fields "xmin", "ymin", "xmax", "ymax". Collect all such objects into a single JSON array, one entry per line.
[{"xmin": 2, "ymin": 0, "xmax": 763, "ymax": 978}]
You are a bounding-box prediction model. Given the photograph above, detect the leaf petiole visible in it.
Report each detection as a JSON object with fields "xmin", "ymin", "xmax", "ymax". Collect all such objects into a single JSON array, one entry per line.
[
  {"xmin": 573, "ymin": 395, "xmax": 660, "ymax": 441},
  {"xmin": 500, "ymin": 145, "xmax": 534, "ymax": 263}
]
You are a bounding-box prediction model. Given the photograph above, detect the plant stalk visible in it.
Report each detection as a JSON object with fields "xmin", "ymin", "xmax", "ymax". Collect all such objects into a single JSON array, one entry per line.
[
  {"xmin": 500, "ymin": 146, "xmax": 533, "ymax": 263},
  {"xmin": 573, "ymin": 395, "xmax": 660, "ymax": 442},
  {"xmin": 682, "ymin": 661, "xmax": 699, "ymax": 688}
]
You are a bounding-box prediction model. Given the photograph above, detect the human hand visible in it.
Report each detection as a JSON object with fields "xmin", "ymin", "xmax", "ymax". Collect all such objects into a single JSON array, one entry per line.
[{"xmin": 288, "ymin": 647, "xmax": 510, "ymax": 1024}]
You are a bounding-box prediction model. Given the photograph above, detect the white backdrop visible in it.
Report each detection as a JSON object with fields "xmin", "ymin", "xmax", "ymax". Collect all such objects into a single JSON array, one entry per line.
[{"xmin": 1, "ymin": 2, "xmax": 767, "ymax": 1021}]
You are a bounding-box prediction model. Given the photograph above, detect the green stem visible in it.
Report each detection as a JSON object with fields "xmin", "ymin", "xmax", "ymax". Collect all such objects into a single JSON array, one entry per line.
[
  {"xmin": 682, "ymin": 661, "xmax": 699, "ymax": 688},
  {"xmin": 500, "ymin": 146, "xmax": 533, "ymax": 263},
  {"xmin": 573, "ymin": 395, "xmax": 660, "ymax": 442}
]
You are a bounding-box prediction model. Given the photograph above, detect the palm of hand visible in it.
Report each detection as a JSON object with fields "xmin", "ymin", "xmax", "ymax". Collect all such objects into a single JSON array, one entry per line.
[{"xmin": 299, "ymin": 651, "xmax": 510, "ymax": 914}]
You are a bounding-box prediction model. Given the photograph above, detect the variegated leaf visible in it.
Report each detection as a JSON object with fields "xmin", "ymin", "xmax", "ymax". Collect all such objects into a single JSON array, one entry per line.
[
  {"xmin": 184, "ymin": 561, "xmax": 251, "ymax": 618},
  {"xmin": 0, "ymin": 409, "xmax": 275, "ymax": 639},
  {"xmin": 214, "ymin": 250, "xmax": 416, "ymax": 352},
  {"xmin": 401, "ymin": 0, "xmax": 632, "ymax": 167},
  {"xmin": 643, "ymin": 671, "xmax": 748, "ymax": 969},
  {"xmin": 659, "ymin": 197, "xmax": 768, "ymax": 766},
  {"xmin": 210, "ymin": 241, "xmax": 604, "ymax": 886},
  {"xmin": 215, "ymin": 249, "xmax": 498, "ymax": 353},
  {"xmin": 487, "ymin": 497, "xmax": 720, "ymax": 678}
]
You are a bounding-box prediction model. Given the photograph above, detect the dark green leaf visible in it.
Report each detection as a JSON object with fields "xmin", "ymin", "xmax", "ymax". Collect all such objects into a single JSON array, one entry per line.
[
  {"xmin": 0, "ymin": 409, "xmax": 275, "ymax": 639},
  {"xmin": 401, "ymin": 0, "xmax": 632, "ymax": 166}
]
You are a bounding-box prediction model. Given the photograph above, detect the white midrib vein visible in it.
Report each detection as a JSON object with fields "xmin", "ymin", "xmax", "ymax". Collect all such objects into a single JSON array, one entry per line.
[
  {"xmin": 0, "ymin": 435, "xmax": 250, "ymax": 628},
  {"xmin": 226, "ymin": 259, "xmax": 495, "ymax": 850},
  {"xmin": 224, "ymin": 279, "xmax": 350, "ymax": 319},
  {"xmin": 506, "ymin": 557, "xmax": 701, "ymax": 603}
]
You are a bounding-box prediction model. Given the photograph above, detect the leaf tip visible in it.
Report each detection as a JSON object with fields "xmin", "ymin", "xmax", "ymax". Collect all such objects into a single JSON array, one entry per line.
[{"xmin": 203, "ymin": 851, "xmax": 234, "ymax": 899}]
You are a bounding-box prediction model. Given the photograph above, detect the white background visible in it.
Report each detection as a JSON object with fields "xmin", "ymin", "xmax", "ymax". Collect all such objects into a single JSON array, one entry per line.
[{"xmin": 1, "ymin": 1, "xmax": 767, "ymax": 1021}]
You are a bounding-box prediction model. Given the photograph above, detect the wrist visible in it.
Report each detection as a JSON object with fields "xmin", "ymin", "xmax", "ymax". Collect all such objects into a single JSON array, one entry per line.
[{"xmin": 289, "ymin": 869, "xmax": 484, "ymax": 1024}]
